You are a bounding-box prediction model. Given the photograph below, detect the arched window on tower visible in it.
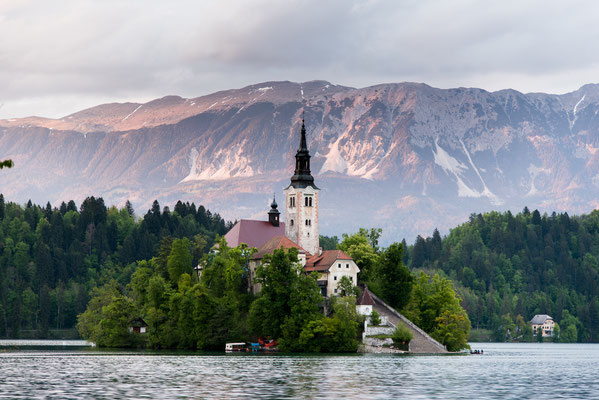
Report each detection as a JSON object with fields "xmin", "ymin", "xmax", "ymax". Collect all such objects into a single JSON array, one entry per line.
[
  {"xmin": 290, "ymin": 219, "xmax": 294, "ymax": 226},
  {"xmin": 304, "ymin": 196, "xmax": 313, "ymax": 207}
]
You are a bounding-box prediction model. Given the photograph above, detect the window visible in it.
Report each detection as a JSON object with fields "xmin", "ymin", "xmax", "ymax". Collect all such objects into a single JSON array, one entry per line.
[
  {"xmin": 338, "ymin": 263, "xmax": 341, "ymax": 268},
  {"xmin": 346, "ymin": 264, "xmax": 349, "ymax": 268},
  {"xmin": 305, "ymin": 219, "xmax": 311, "ymax": 226},
  {"xmin": 289, "ymin": 196, "xmax": 296, "ymax": 208},
  {"xmin": 304, "ymin": 196, "xmax": 313, "ymax": 207},
  {"xmin": 334, "ymin": 276, "xmax": 337, "ymax": 281},
  {"xmin": 290, "ymin": 219, "xmax": 294, "ymax": 226},
  {"xmin": 350, "ymin": 277, "xmax": 353, "ymax": 282},
  {"xmin": 334, "ymin": 288, "xmax": 337, "ymax": 294}
]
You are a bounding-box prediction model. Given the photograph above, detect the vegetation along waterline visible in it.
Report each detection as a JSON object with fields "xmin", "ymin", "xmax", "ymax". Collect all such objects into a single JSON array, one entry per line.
[
  {"xmin": 0, "ymin": 194, "xmax": 472, "ymax": 351},
  {"xmin": 5, "ymin": 195, "xmax": 599, "ymax": 348}
]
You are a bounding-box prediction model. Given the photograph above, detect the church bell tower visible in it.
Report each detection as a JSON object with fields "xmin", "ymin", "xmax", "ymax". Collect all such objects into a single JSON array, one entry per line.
[{"xmin": 285, "ymin": 119, "xmax": 320, "ymax": 256}]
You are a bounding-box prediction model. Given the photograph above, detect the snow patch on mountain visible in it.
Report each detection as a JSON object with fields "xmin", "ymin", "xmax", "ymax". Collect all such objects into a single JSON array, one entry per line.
[
  {"xmin": 574, "ymin": 95, "xmax": 586, "ymax": 115},
  {"xmin": 181, "ymin": 145, "xmax": 254, "ymax": 182},
  {"xmin": 122, "ymin": 105, "xmax": 142, "ymax": 121},
  {"xmin": 319, "ymin": 136, "xmax": 348, "ymax": 174},
  {"xmin": 526, "ymin": 164, "xmax": 551, "ymax": 196},
  {"xmin": 433, "ymin": 139, "xmax": 467, "ymax": 176}
]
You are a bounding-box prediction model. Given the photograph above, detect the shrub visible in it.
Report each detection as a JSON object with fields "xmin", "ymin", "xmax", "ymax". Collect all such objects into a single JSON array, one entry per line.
[
  {"xmin": 392, "ymin": 324, "xmax": 413, "ymax": 351},
  {"xmin": 370, "ymin": 310, "xmax": 382, "ymax": 326}
]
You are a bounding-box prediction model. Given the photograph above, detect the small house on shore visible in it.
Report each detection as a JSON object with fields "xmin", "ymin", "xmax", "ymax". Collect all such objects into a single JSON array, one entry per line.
[
  {"xmin": 128, "ymin": 318, "xmax": 148, "ymax": 334},
  {"xmin": 530, "ymin": 314, "xmax": 554, "ymax": 337}
]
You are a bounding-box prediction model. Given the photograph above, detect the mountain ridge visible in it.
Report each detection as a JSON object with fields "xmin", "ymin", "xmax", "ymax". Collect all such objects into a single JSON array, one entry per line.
[{"xmin": 2, "ymin": 80, "xmax": 599, "ymax": 243}]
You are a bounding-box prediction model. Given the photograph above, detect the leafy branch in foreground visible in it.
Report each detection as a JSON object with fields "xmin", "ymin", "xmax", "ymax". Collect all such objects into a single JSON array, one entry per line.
[{"xmin": 0, "ymin": 159, "xmax": 13, "ymax": 169}]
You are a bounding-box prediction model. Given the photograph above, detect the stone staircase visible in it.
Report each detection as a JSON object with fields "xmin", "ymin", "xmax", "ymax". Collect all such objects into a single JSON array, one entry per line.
[{"xmin": 367, "ymin": 290, "xmax": 447, "ymax": 353}]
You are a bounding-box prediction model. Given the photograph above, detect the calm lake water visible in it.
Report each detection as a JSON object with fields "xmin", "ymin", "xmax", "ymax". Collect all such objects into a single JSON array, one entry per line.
[{"xmin": 0, "ymin": 341, "xmax": 597, "ymax": 399}]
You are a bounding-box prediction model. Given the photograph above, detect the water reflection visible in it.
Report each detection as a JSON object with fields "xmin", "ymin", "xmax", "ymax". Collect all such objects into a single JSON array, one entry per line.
[{"xmin": 1, "ymin": 342, "xmax": 599, "ymax": 399}]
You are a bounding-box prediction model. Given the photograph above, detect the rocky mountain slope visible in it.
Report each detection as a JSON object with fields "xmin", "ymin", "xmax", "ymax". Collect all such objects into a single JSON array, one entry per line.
[{"xmin": 2, "ymin": 80, "xmax": 599, "ymax": 242}]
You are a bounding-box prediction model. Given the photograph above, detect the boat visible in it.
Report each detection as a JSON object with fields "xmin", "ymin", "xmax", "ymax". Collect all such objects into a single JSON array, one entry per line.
[{"xmin": 225, "ymin": 342, "xmax": 248, "ymax": 352}]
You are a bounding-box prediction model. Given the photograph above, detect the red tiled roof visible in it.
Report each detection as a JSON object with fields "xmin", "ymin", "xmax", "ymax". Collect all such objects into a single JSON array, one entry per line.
[
  {"xmin": 357, "ymin": 288, "xmax": 375, "ymax": 306},
  {"xmin": 253, "ymin": 235, "xmax": 310, "ymax": 259},
  {"xmin": 224, "ymin": 219, "xmax": 286, "ymax": 250},
  {"xmin": 304, "ymin": 250, "xmax": 353, "ymax": 272}
]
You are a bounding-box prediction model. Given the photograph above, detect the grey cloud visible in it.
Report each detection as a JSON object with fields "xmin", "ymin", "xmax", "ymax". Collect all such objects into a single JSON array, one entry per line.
[{"xmin": 1, "ymin": 0, "xmax": 599, "ymax": 118}]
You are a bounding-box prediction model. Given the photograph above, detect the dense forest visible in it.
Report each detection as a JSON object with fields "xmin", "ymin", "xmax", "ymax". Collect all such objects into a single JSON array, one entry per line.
[
  {"xmin": 406, "ymin": 208, "xmax": 599, "ymax": 342},
  {"xmin": 0, "ymin": 191, "xmax": 470, "ymax": 351},
  {"xmin": 0, "ymin": 194, "xmax": 230, "ymax": 338}
]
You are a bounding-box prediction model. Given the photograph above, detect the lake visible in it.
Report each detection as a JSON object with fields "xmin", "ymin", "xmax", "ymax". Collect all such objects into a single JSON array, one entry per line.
[{"xmin": 0, "ymin": 341, "xmax": 597, "ymax": 399}]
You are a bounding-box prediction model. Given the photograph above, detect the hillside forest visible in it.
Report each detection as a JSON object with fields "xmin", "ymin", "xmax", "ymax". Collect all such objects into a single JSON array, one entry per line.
[
  {"xmin": 0, "ymin": 194, "xmax": 470, "ymax": 351},
  {"xmin": 403, "ymin": 208, "xmax": 599, "ymax": 342}
]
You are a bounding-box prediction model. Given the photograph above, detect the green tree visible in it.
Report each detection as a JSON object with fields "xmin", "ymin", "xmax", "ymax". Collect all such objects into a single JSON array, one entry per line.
[
  {"xmin": 338, "ymin": 229, "xmax": 379, "ymax": 283},
  {"xmin": 404, "ymin": 272, "xmax": 471, "ymax": 351},
  {"xmin": 298, "ymin": 296, "xmax": 359, "ymax": 352},
  {"xmin": 95, "ymin": 296, "xmax": 139, "ymax": 347},
  {"xmin": 167, "ymin": 238, "xmax": 192, "ymax": 284},
  {"xmin": 0, "ymin": 159, "xmax": 13, "ymax": 169},
  {"xmin": 431, "ymin": 310, "xmax": 471, "ymax": 351},
  {"xmin": 378, "ymin": 242, "xmax": 413, "ymax": 310},
  {"xmin": 337, "ymin": 275, "xmax": 359, "ymax": 297},
  {"xmin": 249, "ymin": 247, "xmax": 322, "ymax": 346}
]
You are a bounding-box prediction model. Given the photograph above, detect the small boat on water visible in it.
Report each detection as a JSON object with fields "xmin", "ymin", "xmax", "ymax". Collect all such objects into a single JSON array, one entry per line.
[
  {"xmin": 225, "ymin": 339, "xmax": 279, "ymax": 352},
  {"xmin": 225, "ymin": 342, "xmax": 248, "ymax": 352}
]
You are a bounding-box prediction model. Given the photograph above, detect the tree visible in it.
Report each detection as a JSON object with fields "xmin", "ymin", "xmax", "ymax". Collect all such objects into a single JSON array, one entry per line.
[
  {"xmin": 378, "ymin": 242, "xmax": 413, "ymax": 310},
  {"xmin": 249, "ymin": 247, "xmax": 321, "ymax": 344},
  {"xmin": 536, "ymin": 326, "xmax": 544, "ymax": 342},
  {"xmin": 167, "ymin": 238, "xmax": 192, "ymax": 284},
  {"xmin": 403, "ymin": 272, "xmax": 471, "ymax": 351},
  {"xmin": 370, "ymin": 309, "xmax": 382, "ymax": 326},
  {"xmin": 0, "ymin": 159, "xmax": 13, "ymax": 169},
  {"xmin": 95, "ymin": 296, "xmax": 139, "ymax": 347},
  {"xmin": 432, "ymin": 310, "xmax": 471, "ymax": 351},
  {"xmin": 319, "ymin": 235, "xmax": 339, "ymax": 251},
  {"xmin": 298, "ymin": 296, "xmax": 360, "ymax": 353},
  {"xmin": 337, "ymin": 275, "xmax": 358, "ymax": 297},
  {"xmin": 337, "ymin": 229, "xmax": 379, "ymax": 283},
  {"xmin": 392, "ymin": 324, "xmax": 413, "ymax": 350}
]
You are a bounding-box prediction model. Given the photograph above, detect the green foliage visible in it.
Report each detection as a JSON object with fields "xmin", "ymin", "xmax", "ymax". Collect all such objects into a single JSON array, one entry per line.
[
  {"xmin": 0, "ymin": 193, "xmax": 231, "ymax": 338},
  {"xmin": 404, "ymin": 272, "xmax": 471, "ymax": 351},
  {"xmin": 337, "ymin": 275, "xmax": 359, "ymax": 297},
  {"xmin": 378, "ymin": 242, "xmax": 413, "ymax": 310},
  {"xmin": 536, "ymin": 327, "xmax": 544, "ymax": 342},
  {"xmin": 248, "ymin": 247, "xmax": 325, "ymax": 352},
  {"xmin": 319, "ymin": 235, "xmax": 339, "ymax": 251},
  {"xmin": 559, "ymin": 310, "xmax": 581, "ymax": 342},
  {"xmin": 298, "ymin": 297, "xmax": 360, "ymax": 353},
  {"xmin": 431, "ymin": 310, "xmax": 471, "ymax": 352},
  {"xmin": 167, "ymin": 238, "xmax": 192, "ymax": 284},
  {"xmin": 408, "ymin": 209, "xmax": 599, "ymax": 343},
  {"xmin": 370, "ymin": 309, "xmax": 382, "ymax": 326},
  {"xmin": 392, "ymin": 324, "xmax": 413, "ymax": 350},
  {"xmin": 0, "ymin": 159, "xmax": 13, "ymax": 169},
  {"xmin": 338, "ymin": 228, "xmax": 381, "ymax": 282}
]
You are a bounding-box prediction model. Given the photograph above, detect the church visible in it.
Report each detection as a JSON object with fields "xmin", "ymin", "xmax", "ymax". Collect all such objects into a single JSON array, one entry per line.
[{"xmin": 224, "ymin": 120, "xmax": 359, "ymax": 297}]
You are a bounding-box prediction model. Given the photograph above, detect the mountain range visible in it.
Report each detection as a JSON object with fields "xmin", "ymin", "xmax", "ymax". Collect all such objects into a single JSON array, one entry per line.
[{"xmin": 2, "ymin": 80, "xmax": 599, "ymax": 243}]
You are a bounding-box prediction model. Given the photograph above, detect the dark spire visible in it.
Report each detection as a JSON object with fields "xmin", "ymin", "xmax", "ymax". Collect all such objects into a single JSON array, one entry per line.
[
  {"xmin": 289, "ymin": 119, "xmax": 319, "ymax": 189},
  {"xmin": 268, "ymin": 193, "xmax": 280, "ymax": 226},
  {"xmin": 299, "ymin": 119, "xmax": 308, "ymax": 151}
]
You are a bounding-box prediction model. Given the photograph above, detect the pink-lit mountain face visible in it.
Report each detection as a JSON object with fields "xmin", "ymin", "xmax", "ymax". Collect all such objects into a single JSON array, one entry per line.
[{"xmin": 2, "ymin": 80, "xmax": 599, "ymax": 242}]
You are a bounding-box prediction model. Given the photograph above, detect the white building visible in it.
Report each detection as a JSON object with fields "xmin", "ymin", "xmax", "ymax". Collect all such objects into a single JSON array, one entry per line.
[
  {"xmin": 530, "ymin": 314, "xmax": 555, "ymax": 337},
  {"xmin": 223, "ymin": 119, "xmax": 359, "ymax": 297}
]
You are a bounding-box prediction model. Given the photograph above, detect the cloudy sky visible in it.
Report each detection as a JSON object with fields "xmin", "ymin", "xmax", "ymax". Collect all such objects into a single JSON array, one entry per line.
[{"xmin": 1, "ymin": 0, "xmax": 598, "ymax": 118}]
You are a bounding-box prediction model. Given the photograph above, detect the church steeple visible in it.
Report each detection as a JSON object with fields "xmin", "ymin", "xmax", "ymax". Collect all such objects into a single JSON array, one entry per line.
[
  {"xmin": 268, "ymin": 193, "xmax": 280, "ymax": 226},
  {"xmin": 289, "ymin": 119, "xmax": 319, "ymax": 189},
  {"xmin": 284, "ymin": 119, "xmax": 320, "ymax": 256}
]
